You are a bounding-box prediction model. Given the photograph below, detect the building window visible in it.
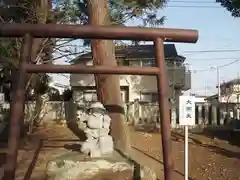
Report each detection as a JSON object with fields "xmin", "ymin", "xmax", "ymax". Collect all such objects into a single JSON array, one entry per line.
[
  {"xmin": 82, "ymin": 90, "xmax": 126, "ymax": 102},
  {"xmin": 83, "ymin": 90, "xmax": 98, "ymax": 102},
  {"xmin": 129, "ymin": 60, "xmax": 141, "ymax": 66},
  {"xmin": 166, "ymin": 60, "xmax": 173, "ymax": 67},
  {"xmin": 233, "ymin": 84, "xmax": 240, "ymax": 93},
  {"xmin": 117, "ymin": 59, "xmax": 125, "ymax": 66},
  {"xmin": 121, "ymin": 92, "xmax": 125, "ymax": 102},
  {"xmin": 117, "ymin": 59, "xmax": 129, "ymax": 66},
  {"xmin": 142, "ymin": 60, "xmax": 155, "ymax": 67},
  {"xmin": 129, "ymin": 59, "xmax": 155, "ymax": 67},
  {"xmin": 140, "ymin": 92, "xmax": 158, "ymax": 102},
  {"xmin": 176, "ymin": 61, "xmax": 182, "ymax": 67}
]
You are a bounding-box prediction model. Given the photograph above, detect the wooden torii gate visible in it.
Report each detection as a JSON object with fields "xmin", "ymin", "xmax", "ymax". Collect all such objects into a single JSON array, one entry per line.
[{"xmin": 0, "ymin": 23, "xmax": 198, "ymax": 180}]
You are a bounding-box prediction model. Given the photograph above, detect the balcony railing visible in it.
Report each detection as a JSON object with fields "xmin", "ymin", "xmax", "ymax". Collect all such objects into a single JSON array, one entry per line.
[{"xmin": 182, "ymin": 69, "xmax": 191, "ymax": 90}]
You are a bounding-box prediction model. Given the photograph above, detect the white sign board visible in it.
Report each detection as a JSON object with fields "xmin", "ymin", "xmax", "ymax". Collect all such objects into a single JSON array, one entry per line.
[{"xmin": 179, "ymin": 95, "xmax": 195, "ymax": 126}]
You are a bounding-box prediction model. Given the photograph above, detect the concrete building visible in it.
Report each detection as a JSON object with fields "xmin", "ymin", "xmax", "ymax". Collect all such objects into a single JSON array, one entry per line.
[
  {"xmin": 205, "ymin": 78, "xmax": 240, "ymax": 120},
  {"xmin": 206, "ymin": 78, "xmax": 240, "ymax": 104},
  {"xmin": 70, "ymin": 44, "xmax": 191, "ymax": 107}
]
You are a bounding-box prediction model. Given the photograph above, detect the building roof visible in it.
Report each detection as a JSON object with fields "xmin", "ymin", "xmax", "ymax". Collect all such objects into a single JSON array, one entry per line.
[
  {"xmin": 219, "ymin": 78, "xmax": 240, "ymax": 88},
  {"xmin": 194, "ymin": 95, "xmax": 208, "ymax": 98},
  {"xmin": 205, "ymin": 94, "xmax": 218, "ymax": 101},
  {"xmin": 71, "ymin": 44, "xmax": 185, "ymax": 64}
]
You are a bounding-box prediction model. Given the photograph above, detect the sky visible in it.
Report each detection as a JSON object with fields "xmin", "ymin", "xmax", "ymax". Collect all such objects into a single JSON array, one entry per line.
[
  {"xmin": 51, "ymin": 0, "xmax": 240, "ymax": 96},
  {"xmin": 160, "ymin": 0, "xmax": 240, "ymax": 96}
]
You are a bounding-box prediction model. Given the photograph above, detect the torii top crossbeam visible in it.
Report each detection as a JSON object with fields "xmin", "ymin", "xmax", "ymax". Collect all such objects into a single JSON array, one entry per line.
[{"xmin": 0, "ymin": 23, "xmax": 198, "ymax": 42}]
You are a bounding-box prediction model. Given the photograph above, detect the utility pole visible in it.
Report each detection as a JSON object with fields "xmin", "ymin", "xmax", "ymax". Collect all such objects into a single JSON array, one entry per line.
[
  {"xmin": 237, "ymin": 71, "xmax": 240, "ymax": 119},
  {"xmin": 204, "ymin": 84, "xmax": 207, "ymax": 96},
  {"xmin": 217, "ymin": 65, "xmax": 221, "ymax": 102},
  {"xmin": 171, "ymin": 61, "xmax": 176, "ymax": 126},
  {"xmin": 87, "ymin": 0, "xmax": 130, "ymax": 152},
  {"xmin": 172, "ymin": 61, "xmax": 176, "ymax": 103},
  {"xmin": 210, "ymin": 65, "xmax": 220, "ymax": 101}
]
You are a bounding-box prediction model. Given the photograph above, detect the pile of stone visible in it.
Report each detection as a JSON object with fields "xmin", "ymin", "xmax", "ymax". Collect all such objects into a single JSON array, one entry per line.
[
  {"xmin": 45, "ymin": 101, "xmax": 157, "ymax": 180},
  {"xmin": 80, "ymin": 102, "xmax": 114, "ymax": 157},
  {"xmin": 45, "ymin": 159, "xmax": 157, "ymax": 180}
]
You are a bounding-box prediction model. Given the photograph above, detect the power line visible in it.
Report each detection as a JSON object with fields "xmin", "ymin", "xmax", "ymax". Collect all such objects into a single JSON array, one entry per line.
[
  {"xmin": 192, "ymin": 59, "xmax": 239, "ymax": 72},
  {"xmin": 182, "ymin": 49, "xmax": 240, "ymax": 53},
  {"xmin": 182, "ymin": 50, "xmax": 240, "ymax": 56},
  {"xmin": 193, "ymin": 68, "xmax": 214, "ymax": 72},
  {"xmin": 169, "ymin": 0, "xmax": 216, "ymax": 3},
  {"xmin": 218, "ymin": 59, "xmax": 239, "ymax": 68},
  {"xmin": 166, "ymin": 5, "xmax": 222, "ymax": 8},
  {"xmin": 187, "ymin": 57, "xmax": 240, "ymax": 61}
]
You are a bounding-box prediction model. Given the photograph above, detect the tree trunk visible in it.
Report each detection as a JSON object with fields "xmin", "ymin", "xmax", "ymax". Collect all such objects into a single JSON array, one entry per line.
[
  {"xmin": 87, "ymin": 0, "xmax": 130, "ymax": 152},
  {"xmin": 31, "ymin": 0, "xmax": 50, "ymax": 61},
  {"xmin": 31, "ymin": 0, "xmax": 50, "ymax": 129}
]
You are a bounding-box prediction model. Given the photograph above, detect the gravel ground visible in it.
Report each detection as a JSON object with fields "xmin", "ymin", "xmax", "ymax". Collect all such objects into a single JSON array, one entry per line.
[
  {"xmin": 131, "ymin": 128, "xmax": 240, "ymax": 180},
  {"xmin": 1, "ymin": 123, "xmax": 240, "ymax": 180}
]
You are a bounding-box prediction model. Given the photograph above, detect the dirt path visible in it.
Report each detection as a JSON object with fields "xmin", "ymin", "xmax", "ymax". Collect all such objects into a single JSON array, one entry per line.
[
  {"xmin": 0, "ymin": 123, "xmax": 79, "ymax": 180},
  {"xmin": 1, "ymin": 123, "xmax": 240, "ymax": 180}
]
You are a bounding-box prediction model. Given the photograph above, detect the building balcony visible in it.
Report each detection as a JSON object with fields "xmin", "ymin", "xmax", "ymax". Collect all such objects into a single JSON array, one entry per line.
[
  {"xmin": 167, "ymin": 66, "xmax": 191, "ymax": 90},
  {"xmin": 182, "ymin": 70, "xmax": 191, "ymax": 90}
]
